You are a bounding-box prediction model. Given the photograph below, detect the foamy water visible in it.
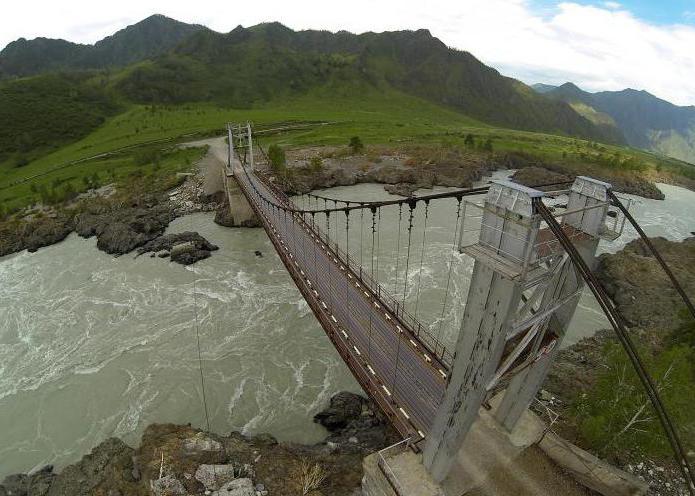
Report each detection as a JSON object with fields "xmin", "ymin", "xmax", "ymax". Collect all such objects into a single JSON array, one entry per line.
[
  {"xmin": 1, "ymin": 178, "xmax": 694, "ymax": 477},
  {"xmin": 0, "ymin": 214, "xmax": 359, "ymax": 477}
]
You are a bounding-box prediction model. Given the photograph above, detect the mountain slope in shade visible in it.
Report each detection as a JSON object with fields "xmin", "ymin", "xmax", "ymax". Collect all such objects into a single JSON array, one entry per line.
[
  {"xmin": 0, "ymin": 15, "xmax": 206, "ymax": 78},
  {"xmin": 118, "ymin": 23, "xmax": 621, "ymax": 143},
  {"xmin": 542, "ymin": 83, "xmax": 695, "ymax": 164},
  {"xmin": 0, "ymin": 38, "xmax": 90, "ymax": 78}
]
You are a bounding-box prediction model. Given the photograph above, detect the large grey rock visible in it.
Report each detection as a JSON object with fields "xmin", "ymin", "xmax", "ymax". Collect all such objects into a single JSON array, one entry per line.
[
  {"xmin": 75, "ymin": 200, "xmax": 175, "ymax": 255},
  {"xmin": 314, "ymin": 392, "xmax": 367, "ymax": 431},
  {"xmin": 210, "ymin": 478, "xmax": 254, "ymax": 496},
  {"xmin": 150, "ymin": 475, "xmax": 186, "ymax": 496},
  {"xmin": 194, "ymin": 464, "xmax": 237, "ymax": 490},
  {"xmin": 183, "ymin": 433, "xmax": 223, "ymax": 453},
  {"xmin": 136, "ymin": 232, "xmax": 219, "ymax": 266}
]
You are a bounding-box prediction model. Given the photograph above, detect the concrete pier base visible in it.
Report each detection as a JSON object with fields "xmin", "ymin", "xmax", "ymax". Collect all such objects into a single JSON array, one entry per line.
[
  {"xmin": 222, "ymin": 173, "xmax": 260, "ymax": 227},
  {"xmin": 362, "ymin": 397, "xmax": 647, "ymax": 496}
]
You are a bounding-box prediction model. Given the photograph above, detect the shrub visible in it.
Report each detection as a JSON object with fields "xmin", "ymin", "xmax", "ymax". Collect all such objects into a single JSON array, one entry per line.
[
  {"xmin": 573, "ymin": 342, "xmax": 695, "ymax": 459},
  {"xmin": 133, "ymin": 149, "xmax": 161, "ymax": 166},
  {"xmin": 268, "ymin": 144, "xmax": 286, "ymax": 171},
  {"xmin": 14, "ymin": 156, "xmax": 29, "ymax": 168},
  {"xmin": 349, "ymin": 136, "xmax": 364, "ymax": 154},
  {"xmin": 464, "ymin": 133, "xmax": 475, "ymax": 147},
  {"xmin": 309, "ymin": 156, "xmax": 323, "ymax": 172}
]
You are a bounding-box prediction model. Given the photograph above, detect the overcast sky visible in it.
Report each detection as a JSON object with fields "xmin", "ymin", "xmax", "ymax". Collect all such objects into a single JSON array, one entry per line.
[{"xmin": 2, "ymin": 0, "xmax": 694, "ymax": 106}]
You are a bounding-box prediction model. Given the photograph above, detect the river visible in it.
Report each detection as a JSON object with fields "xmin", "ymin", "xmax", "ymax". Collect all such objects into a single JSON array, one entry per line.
[{"xmin": 1, "ymin": 178, "xmax": 694, "ymax": 477}]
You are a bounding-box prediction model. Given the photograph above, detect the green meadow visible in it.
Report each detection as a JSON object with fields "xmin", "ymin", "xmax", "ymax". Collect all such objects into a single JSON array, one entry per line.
[{"xmin": 1, "ymin": 84, "xmax": 693, "ymax": 214}]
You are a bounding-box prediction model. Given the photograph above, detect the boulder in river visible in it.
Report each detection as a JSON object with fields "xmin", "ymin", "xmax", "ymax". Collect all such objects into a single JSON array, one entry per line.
[
  {"xmin": 314, "ymin": 392, "xmax": 367, "ymax": 431},
  {"xmin": 384, "ymin": 183, "xmax": 417, "ymax": 197},
  {"xmin": 136, "ymin": 232, "xmax": 219, "ymax": 266}
]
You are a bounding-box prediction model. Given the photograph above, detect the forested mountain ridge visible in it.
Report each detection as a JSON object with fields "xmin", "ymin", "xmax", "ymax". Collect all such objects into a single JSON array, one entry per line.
[{"xmin": 0, "ymin": 14, "xmax": 206, "ymax": 78}]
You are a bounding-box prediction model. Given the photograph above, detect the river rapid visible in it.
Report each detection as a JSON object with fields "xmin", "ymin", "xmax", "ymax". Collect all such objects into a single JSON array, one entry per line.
[{"xmin": 1, "ymin": 176, "xmax": 694, "ymax": 477}]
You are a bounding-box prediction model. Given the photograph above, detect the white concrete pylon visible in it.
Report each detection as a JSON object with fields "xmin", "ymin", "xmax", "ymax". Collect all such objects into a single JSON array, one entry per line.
[
  {"xmin": 494, "ymin": 176, "xmax": 611, "ymax": 432},
  {"xmin": 422, "ymin": 180, "xmax": 543, "ymax": 482}
]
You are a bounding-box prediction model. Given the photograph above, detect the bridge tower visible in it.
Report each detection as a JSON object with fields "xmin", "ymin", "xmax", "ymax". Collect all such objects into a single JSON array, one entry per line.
[{"xmin": 422, "ymin": 177, "xmax": 612, "ymax": 483}]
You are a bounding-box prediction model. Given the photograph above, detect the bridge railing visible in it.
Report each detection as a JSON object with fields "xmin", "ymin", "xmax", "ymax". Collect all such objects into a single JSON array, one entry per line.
[
  {"xmin": 337, "ymin": 245, "xmax": 453, "ymax": 368},
  {"xmin": 252, "ymin": 170, "xmax": 454, "ymax": 368}
]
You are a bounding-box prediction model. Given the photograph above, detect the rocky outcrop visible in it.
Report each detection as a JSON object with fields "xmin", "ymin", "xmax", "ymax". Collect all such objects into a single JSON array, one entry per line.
[
  {"xmin": 511, "ymin": 167, "xmax": 572, "ymax": 191},
  {"xmin": 75, "ymin": 198, "xmax": 175, "ymax": 256},
  {"xmin": 0, "ymin": 392, "xmax": 390, "ymax": 496},
  {"xmin": 548, "ymin": 237, "xmax": 695, "ymax": 399},
  {"xmin": 40, "ymin": 438, "xmax": 134, "ymax": 496},
  {"xmin": 0, "ymin": 464, "xmax": 55, "ymax": 496},
  {"xmin": 136, "ymin": 232, "xmax": 219, "ymax": 265},
  {"xmin": 511, "ymin": 165, "xmax": 664, "ymax": 200},
  {"xmin": 314, "ymin": 392, "xmax": 398, "ymax": 454},
  {"xmin": 0, "ymin": 214, "xmax": 74, "ymax": 257},
  {"xmin": 596, "ymin": 236, "xmax": 695, "ymax": 331},
  {"xmin": 384, "ymin": 183, "xmax": 417, "ymax": 197}
]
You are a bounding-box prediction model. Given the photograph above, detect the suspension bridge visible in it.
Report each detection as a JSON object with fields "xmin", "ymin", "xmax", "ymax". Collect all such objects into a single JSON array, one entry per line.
[{"xmin": 223, "ymin": 123, "xmax": 695, "ymax": 494}]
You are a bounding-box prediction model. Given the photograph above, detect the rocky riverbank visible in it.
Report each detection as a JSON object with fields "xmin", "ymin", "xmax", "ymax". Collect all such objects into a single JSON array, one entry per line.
[
  {"xmin": 269, "ymin": 146, "xmax": 666, "ymax": 200},
  {"xmin": 0, "ymin": 171, "xmax": 223, "ymax": 264},
  {"xmin": 511, "ymin": 165, "xmax": 665, "ymax": 200},
  {"xmin": 0, "ymin": 141, "xmax": 671, "ymax": 259},
  {"xmin": 550, "ymin": 237, "xmax": 695, "ymax": 391},
  {"xmin": 545, "ymin": 236, "xmax": 695, "ymax": 495},
  {"xmin": 0, "ymin": 392, "xmax": 393, "ymax": 496}
]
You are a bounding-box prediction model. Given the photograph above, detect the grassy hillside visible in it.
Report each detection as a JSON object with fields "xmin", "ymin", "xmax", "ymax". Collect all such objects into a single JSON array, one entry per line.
[
  {"xmin": 1, "ymin": 19, "xmax": 692, "ymax": 216},
  {"xmin": 0, "ymin": 72, "xmax": 121, "ymax": 165},
  {"xmin": 0, "ymin": 84, "xmax": 483, "ymax": 212},
  {"xmin": 2, "ymin": 82, "xmax": 693, "ymax": 215}
]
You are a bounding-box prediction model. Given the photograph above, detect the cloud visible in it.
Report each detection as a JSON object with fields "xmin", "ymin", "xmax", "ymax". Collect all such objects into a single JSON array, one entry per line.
[{"xmin": 0, "ymin": 0, "xmax": 693, "ymax": 106}]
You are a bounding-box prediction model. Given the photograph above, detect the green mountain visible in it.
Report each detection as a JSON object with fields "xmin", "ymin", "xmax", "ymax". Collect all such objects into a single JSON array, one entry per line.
[
  {"xmin": 541, "ymin": 82, "xmax": 695, "ymax": 164},
  {"xmin": 0, "ymin": 14, "xmax": 206, "ymax": 78},
  {"xmin": 118, "ymin": 22, "xmax": 620, "ymax": 143},
  {"xmin": 0, "ymin": 18, "xmax": 625, "ymax": 166}
]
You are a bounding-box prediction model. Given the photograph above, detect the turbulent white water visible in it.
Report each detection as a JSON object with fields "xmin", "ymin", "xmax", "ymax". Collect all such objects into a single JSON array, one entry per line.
[
  {"xmin": 1, "ymin": 177, "xmax": 694, "ymax": 477},
  {"xmin": 0, "ymin": 215, "xmax": 360, "ymax": 477}
]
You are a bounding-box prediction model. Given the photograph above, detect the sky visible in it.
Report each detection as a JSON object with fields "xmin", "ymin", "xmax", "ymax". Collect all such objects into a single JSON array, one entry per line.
[{"xmin": 1, "ymin": 0, "xmax": 694, "ymax": 106}]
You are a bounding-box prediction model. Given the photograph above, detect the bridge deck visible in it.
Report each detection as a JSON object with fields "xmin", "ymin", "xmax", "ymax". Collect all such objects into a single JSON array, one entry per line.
[{"xmin": 234, "ymin": 164, "xmax": 448, "ymax": 441}]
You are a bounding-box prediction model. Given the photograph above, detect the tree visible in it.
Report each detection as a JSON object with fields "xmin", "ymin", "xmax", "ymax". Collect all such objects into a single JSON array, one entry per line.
[
  {"xmin": 349, "ymin": 136, "xmax": 364, "ymax": 154},
  {"xmin": 268, "ymin": 144, "xmax": 286, "ymax": 171},
  {"xmin": 464, "ymin": 133, "xmax": 475, "ymax": 147},
  {"xmin": 483, "ymin": 138, "xmax": 493, "ymax": 153}
]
